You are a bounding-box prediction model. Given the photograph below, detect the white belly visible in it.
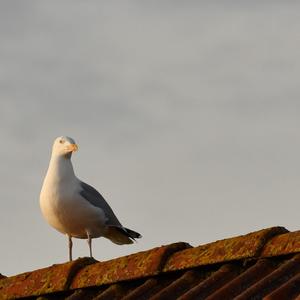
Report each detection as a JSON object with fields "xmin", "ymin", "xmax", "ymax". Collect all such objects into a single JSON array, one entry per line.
[{"xmin": 40, "ymin": 181, "xmax": 107, "ymax": 239}]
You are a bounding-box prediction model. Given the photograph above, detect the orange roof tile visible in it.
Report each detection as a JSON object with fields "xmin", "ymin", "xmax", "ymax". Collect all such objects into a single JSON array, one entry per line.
[
  {"xmin": 1, "ymin": 226, "xmax": 300, "ymax": 299},
  {"xmin": 261, "ymin": 230, "xmax": 300, "ymax": 257},
  {"xmin": 163, "ymin": 226, "xmax": 287, "ymax": 272},
  {"xmin": 0, "ymin": 258, "xmax": 94, "ymax": 299},
  {"xmin": 71, "ymin": 242, "xmax": 190, "ymax": 289}
]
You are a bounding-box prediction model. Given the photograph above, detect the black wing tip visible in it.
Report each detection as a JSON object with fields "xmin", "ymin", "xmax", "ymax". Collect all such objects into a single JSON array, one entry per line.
[
  {"xmin": 124, "ymin": 227, "xmax": 142, "ymax": 239},
  {"xmin": 108, "ymin": 226, "xmax": 142, "ymax": 242},
  {"xmin": 135, "ymin": 232, "xmax": 142, "ymax": 239}
]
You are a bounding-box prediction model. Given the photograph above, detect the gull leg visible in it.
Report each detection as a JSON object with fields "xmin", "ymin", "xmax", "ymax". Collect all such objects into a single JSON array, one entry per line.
[
  {"xmin": 87, "ymin": 232, "xmax": 93, "ymax": 258},
  {"xmin": 68, "ymin": 235, "xmax": 73, "ymax": 261}
]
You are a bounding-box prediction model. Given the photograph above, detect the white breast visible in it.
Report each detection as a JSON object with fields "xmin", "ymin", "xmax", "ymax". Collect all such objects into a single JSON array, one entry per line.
[{"xmin": 40, "ymin": 155, "xmax": 107, "ymax": 238}]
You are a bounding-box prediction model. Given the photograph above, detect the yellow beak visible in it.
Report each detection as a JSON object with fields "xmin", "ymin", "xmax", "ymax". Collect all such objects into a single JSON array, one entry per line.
[{"xmin": 67, "ymin": 143, "xmax": 78, "ymax": 152}]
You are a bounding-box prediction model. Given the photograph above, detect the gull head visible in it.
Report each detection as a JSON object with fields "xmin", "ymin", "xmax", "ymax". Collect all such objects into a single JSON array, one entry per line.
[{"xmin": 52, "ymin": 136, "xmax": 78, "ymax": 158}]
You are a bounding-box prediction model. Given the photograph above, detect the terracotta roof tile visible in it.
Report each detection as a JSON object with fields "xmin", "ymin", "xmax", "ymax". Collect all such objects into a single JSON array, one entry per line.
[
  {"xmin": 264, "ymin": 272, "xmax": 300, "ymax": 300},
  {"xmin": 121, "ymin": 278, "xmax": 170, "ymax": 300},
  {"xmin": 93, "ymin": 283, "xmax": 128, "ymax": 300},
  {"xmin": 0, "ymin": 257, "xmax": 94, "ymax": 299},
  {"xmin": 71, "ymin": 242, "xmax": 189, "ymax": 289},
  {"xmin": 163, "ymin": 226, "xmax": 287, "ymax": 272},
  {"xmin": 64, "ymin": 288, "xmax": 97, "ymax": 300},
  {"xmin": 235, "ymin": 253, "xmax": 300, "ymax": 299},
  {"xmin": 150, "ymin": 270, "xmax": 202, "ymax": 300},
  {"xmin": 204, "ymin": 259, "xmax": 276, "ymax": 299},
  {"xmin": 3, "ymin": 226, "xmax": 300, "ymax": 299},
  {"xmin": 177, "ymin": 264, "xmax": 239, "ymax": 300},
  {"xmin": 261, "ymin": 230, "xmax": 300, "ymax": 257}
]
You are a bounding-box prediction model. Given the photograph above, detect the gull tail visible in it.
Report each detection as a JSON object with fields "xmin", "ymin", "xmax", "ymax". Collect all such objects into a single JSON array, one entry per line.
[{"xmin": 106, "ymin": 226, "xmax": 142, "ymax": 245}]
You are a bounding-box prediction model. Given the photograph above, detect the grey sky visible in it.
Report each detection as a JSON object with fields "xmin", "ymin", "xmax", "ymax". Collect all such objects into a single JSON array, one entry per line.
[{"xmin": 1, "ymin": 1, "xmax": 300, "ymax": 276}]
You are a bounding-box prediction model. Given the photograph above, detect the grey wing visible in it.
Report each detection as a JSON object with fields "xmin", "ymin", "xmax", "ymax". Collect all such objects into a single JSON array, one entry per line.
[{"xmin": 79, "ymin": 181, "xmax": 122, "ymax": 227}]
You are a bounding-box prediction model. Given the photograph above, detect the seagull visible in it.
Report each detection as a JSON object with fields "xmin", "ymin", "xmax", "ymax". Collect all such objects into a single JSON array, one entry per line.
[{"xmin": 40, "ymin": 136, "xmax": 141, "ymax": 261}]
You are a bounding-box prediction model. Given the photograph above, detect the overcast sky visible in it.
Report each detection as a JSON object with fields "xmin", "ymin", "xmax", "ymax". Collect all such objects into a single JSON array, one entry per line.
[{"xmin": 1, "ymin": 1, "xmax": 300, "ymax": 276}]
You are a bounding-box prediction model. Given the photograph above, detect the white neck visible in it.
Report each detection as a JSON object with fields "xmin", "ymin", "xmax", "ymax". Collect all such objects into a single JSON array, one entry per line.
[{"xmin": 46, "ymin": 154, "xmax": 76, "ymax": 184}]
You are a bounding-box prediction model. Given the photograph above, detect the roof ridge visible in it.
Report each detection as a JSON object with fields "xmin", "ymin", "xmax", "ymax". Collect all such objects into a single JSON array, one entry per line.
[
  {"xmin": 163, "ymin": 226, "xmax": 288, "ymax": 272},
  {"xmin": 252, "ymin": 226, "xmax": 289, "ymax": 257},
  {"xmin": 70, "ymin": 242, "xmax": 190, "ymax": 289},
  {"xmin": 0, "ymin": 257, "xmax": 95, "ymax": 299},
  {"xmin": 261, "ymin": 230, "xmax": 300, "ymax": 257},
  {"xmin": 2, "ymin": 226, "xmax": 300, "ymax": 300},
  {"xmin": 60, "ymin": 257, "xmax": 97, "ymax": 289}
]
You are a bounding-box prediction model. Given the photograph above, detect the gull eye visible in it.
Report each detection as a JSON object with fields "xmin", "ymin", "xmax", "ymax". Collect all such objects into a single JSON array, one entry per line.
[{"xmin": 59, "ymin": 139, "xmax": 64, "ymax": 144}]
